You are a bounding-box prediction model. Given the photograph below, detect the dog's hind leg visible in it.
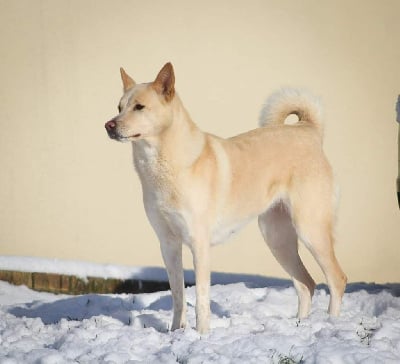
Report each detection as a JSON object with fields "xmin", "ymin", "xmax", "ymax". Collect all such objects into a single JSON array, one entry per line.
[
  {"xmin": 258, "ymin": 202, "xmax": 316, "ymax": 318},
  {"xmin": 160, "ymin": 241, "xmax": 187, "ymax": 330},
  {"xmin": 294, "ymin": 217, "xmax": 347, "ymax": 317},
  {"xmin": 290, "ymin": 184, "xmax": 347, "ymax": 317}
]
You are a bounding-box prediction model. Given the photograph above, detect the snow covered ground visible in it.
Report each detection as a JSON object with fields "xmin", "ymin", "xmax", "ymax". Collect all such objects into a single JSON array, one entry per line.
[{"xmin": 1, "ymin": 259, "xmax": 400, "ymax": 363}]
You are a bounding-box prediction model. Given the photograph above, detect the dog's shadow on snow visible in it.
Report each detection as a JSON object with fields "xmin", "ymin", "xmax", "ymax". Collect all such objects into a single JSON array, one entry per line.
[
  {"xmin": 9, "ymin": 294, "xmax": 141, "ymax": 325},
  {"xmin": 7, "ymin": 291, "xmax": 229, "ymax": 332}
]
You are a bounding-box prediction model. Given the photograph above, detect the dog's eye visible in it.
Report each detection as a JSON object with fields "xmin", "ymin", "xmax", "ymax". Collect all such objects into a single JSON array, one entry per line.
[
  {"xmin": 118, "ymin": 105, "xmax": 122, "ymax": 113},
  {"xmin": 134, "ymin": 104, "xmax": 145, "ymax": 111}
]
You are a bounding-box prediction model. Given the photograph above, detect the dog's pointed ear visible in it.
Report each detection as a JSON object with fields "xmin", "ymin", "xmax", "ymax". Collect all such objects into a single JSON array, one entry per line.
[
  {"xmin": 153, "ymin": 62, "xmax": 175, "ymax": 102},
  {"xmin": 120, "ymin": 67, "xmax": 136, "ymax": 91}
]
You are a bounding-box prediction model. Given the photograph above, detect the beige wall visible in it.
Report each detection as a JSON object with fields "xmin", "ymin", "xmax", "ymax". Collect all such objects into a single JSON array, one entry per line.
[{"xmin": 0, "ymin": 0, "xmax": 399, "ymax": 283}]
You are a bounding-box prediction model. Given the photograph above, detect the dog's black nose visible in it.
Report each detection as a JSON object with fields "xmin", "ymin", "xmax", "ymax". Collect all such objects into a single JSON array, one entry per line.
[{"xmin": 105, "ymin": 120, "xmax": 116, "ymax": 132}]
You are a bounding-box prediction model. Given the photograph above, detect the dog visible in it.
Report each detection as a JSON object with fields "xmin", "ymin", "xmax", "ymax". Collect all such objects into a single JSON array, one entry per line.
[{"xmin": 105, "ymin": 62, "xmax": 347, "ymax": 334}]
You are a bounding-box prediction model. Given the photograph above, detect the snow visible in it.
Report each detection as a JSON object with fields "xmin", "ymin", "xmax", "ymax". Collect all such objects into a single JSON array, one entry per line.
[{"xmin": 1, "ymin": 260, "xmax": 400, "ymax": 363}]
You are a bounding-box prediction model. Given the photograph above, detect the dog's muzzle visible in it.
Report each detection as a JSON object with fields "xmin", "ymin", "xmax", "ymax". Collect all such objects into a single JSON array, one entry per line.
[
  {"xmin": 105, "ymin": 119, "xmax": 119, "ymax": 140},
  {"xmin": 105, "ymin": 119, "xmax": 141, "ymax": 141}
]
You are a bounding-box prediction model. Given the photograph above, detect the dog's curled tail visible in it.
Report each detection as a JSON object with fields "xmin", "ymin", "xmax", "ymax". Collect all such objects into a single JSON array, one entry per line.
[{"xmin": 259, "ymin": 88, "xmax": 323, "ymax": 132}]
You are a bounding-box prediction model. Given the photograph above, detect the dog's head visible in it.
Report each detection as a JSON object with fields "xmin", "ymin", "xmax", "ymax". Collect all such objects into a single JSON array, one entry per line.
[{"xmin": 105, "ymin": 62, "xmax": 175, "ymax": 142}]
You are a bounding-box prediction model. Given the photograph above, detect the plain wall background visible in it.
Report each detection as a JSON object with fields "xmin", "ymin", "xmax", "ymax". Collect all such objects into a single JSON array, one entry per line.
[{"xmin": 0, "ymin": 0, "xmax": 399, "ymax": 283}]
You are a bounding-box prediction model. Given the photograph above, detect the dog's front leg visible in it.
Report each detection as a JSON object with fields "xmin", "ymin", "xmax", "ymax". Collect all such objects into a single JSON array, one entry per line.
[
  {"xmin": 191, "ymin": 239, "xmax": 211, "ymax": 334},
  {"xmin": 160, "ymin": 241, "xmax": 186, "ymax": 330}
]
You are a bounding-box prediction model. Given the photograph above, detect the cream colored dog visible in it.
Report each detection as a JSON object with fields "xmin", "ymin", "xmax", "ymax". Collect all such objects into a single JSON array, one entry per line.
[{"xmin": 105, "ymin": 63, "xmax": 347, "ymax": 334}]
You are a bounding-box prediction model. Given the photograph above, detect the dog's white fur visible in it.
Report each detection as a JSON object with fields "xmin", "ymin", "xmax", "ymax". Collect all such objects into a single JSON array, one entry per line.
[{"xmin": 105, "ymin": 63, "xmax": 347, "ymax": 334}]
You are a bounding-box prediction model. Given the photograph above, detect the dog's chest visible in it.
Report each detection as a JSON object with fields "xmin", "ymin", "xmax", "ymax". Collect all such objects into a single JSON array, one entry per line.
[
  {"xmin": 133, "ymin": 144, "xmax": 192, "ymax": 240},
  {"xmin": 143, "ymin": 186, "xmax": 193, "ymax": 246},
  {"xmin": 134, "ymin": 151, "xmax": 178, "ymax": 211}
]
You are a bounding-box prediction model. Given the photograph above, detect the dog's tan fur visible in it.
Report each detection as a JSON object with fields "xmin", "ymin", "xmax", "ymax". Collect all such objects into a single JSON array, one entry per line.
[{"xmin": 105, "ymin": 63, "xmax": 347, "ymax": 334}]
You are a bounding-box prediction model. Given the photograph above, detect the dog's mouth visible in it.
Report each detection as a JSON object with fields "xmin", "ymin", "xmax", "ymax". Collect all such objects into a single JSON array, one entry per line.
[
  {"xmin": 120, "ymin": 133, "xmax": 142, "ymax": 140},
  {"xmin": 108, "ymin": 131, "xmax": 142, "ymax": 142}
]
